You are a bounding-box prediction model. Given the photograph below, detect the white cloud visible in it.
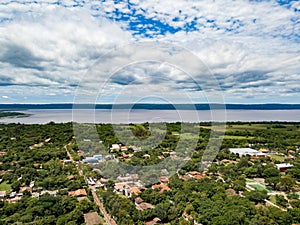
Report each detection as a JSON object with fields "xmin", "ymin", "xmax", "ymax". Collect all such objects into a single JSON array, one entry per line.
[
  {"xmin": 0, "ymin": 0, "xmax": 299, "ymax": 103},
  {"xmin": 0, "ymin": 6, "xmax": 131, "ymax": 94}
]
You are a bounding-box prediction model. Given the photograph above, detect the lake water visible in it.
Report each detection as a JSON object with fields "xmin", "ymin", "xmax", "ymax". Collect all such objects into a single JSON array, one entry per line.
[{"xmin": 0, "ymin": 109, "xmax": 299, "ymax": 124}]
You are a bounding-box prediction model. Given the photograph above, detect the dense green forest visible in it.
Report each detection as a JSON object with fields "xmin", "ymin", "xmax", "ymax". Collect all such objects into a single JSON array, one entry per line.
[{"xmin": 0, "ymin": 123, "xmax": 98, "ymax": 224}]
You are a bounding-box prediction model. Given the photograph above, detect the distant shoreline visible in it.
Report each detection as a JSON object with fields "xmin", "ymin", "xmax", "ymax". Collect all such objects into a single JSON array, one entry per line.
[
  {"xmin": 0, "ymin": 111, "xmax": 30, "ymax": 119},
  {"xmin": 0, "ymin": 109, "xmax": 300, "ymax": 124},
  {"xmin": 1, "ymin": 103, "xmax": 300, "ymax": 110}
]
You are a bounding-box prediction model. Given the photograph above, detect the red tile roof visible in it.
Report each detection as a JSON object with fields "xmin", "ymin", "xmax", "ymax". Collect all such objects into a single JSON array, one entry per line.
[
  {"xmin": 68, "ymin": 189, "xmax": 87, "ymax": 197},
  {"xmin": 152, "ymin": 183, "xmax": 171, "ymax": 193}
]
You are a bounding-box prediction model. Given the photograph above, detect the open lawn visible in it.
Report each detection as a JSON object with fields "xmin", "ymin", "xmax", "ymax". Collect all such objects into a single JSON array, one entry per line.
[
  {"xmin": 269, "ymin": 154, "xmax": 285, "ymax": 162},
  {"xmin": 0, "ymin": 181, "xmax": 11, "ymax": 191},
  {"xmin": 269, "ymin": 195, "xmax": 277, "ymax": 204},
  {"xmin": 223, "ymin": 135, "xmax": 255, "ymax": 140},
  {"xmin": 246, "ymin": 178, "xmax": 255, "ymax": 182},
  {"xmin": 249, "ymin": 183, "xmax": 270, "ymax": 192}
]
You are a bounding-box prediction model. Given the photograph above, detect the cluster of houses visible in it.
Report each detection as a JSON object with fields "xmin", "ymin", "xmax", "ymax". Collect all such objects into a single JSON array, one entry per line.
[
  {"xmin": 82, "ymin": 144, "xmax": 143, "ymax": 164},
  {"xmin": 110, "ymin": 144, "xmax": 142, "ymax": 152},
  {"xmin": 180, "ymin": 171, "xmax": 205, "ymax": 181},
  {"xmin": 229, "ymin": 148, "xmax": 268, "ymax": 158},
  {"xmin": 0, "ymin": 171, "xmax": 89, "ymax": 203},
  {"xmin": 0, "ymin": 184, "xmax": 88, "ymax": 203},
  {"xmin": 83, "ymin": 154, "xmax": 116, "ymax": 164},
  {"xmin": 113, "ymin": 173, "xmax": 143, "ymax": 198},
  {"xmin": 0, "ymin": 181, "xmax": 35, "ymax": 203},
  {"xmin": 82, "ymin": 143, "xmax": 190, "ymax": 167},
  {"xmin": 86, "ymin": 172, "xmax": 173, "ymax": 204},
  {"xmin": 135, "ymin": 197, "xmax": 155, "ymax": 211},
  {"xmin": 229, "ymin": 148, "xmax": 294, "ymax": 171}
]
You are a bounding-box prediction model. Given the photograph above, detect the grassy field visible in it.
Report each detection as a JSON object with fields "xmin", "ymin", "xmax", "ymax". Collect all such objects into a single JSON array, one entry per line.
[
  {"xmin": 269, "ymin": 154, "xmax": 285, "ymax": 162},
  {"xmin": 201, "ymin": 123, "xmax": 300, "ymax": 132},
  {"xmin": 201, "ymin": 124, "xmax": 267, "ymax": 131},
  {"xmin": 246, "ymin": 178, "xmax": 255, "ymax": 182},
  {"xmin": 0, "ymin": 181, "xmax": 11, "ymax": 191},
  {"xmin": 269, "ymin": 195, "xmax": 277, "ymax": 204},
  {"xmin": 223, "ymin": 135, "xmax": 255, "ymax": 140},
  {"xmin": 249, "ymin": 183, "xmax": 269, "ymax": 192}
]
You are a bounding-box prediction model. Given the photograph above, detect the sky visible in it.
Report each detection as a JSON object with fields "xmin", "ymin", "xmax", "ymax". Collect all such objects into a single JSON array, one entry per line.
[{"xmin": 0, "ymin": 0, "xmax": 300, "ymax": 104}]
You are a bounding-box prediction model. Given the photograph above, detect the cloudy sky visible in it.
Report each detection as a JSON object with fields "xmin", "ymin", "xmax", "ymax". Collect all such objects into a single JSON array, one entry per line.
[{"xmin": 0, "ymin": 0, "xmax": 300, "ymax": 104}]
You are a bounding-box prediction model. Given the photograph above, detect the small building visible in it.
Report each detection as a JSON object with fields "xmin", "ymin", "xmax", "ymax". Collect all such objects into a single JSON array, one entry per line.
[
  {"xmin": 129, "ymin": 187, "xmax": 141, "ymax": 196},
  {"xmin": 251, "ymin": 153, "xmax": 268, "ymax": 159},
  {"xmin": 8, "ymin": 196, "xmax": 21, "ymax": 203},
  {"xmin": 41, "ymin": 190, "xmax": 58, "ymax": 196},
  {"xmin": 111, "ymin": 144, "xmax": 120, "ymax": 151},
  {"xmin": 143, "ymin": 154, "xmax": 150, "ymax": 158},
  {"xmin": 87, "ymin": 178, "xmax": 95, "ymax": 185},
  {"xmin": 68, "ymin": 189, "xmax": 87, "ymax": 197},
  {"xmin": 187, "ymin": 171, "xmax": 204, "ymax": 179},
  {"xmin": 19, "ymin": 186, "xmax": 32, "ymax": 193},
  {"xmin": 44, "ymin": 138, "xmax": 51, "ymax": 143},
  {"xmin": 77, "ymin": 150, "xmax": 85, "ymax": 156},
  {"xmin": 259, "ymin": 148, "xmax": 270, "ymax": 153},
  {"xmin": 83, "ymin": 157, "xmax": 99, "ymax": 164},
  {"xmin": 105, "ymin": 155, "xmax": 114, "ymax": 160},
  {"xmin": 169, "ymin": 151, "xmax": 177, "ymax": 158},
  {"xmin": 160, "ymin": 176, "xmax": 169, "ymax": 183},
  {"xmin": 9, "ymin": 192, "xmax": 16, "ymax": 198},
  {"xmin": 33, "ymin": 163, "xmax": 41, "ymax": 168},
  {"xmin": 83, "ymin": 139, "xmax": 91, "ymax": 142},
  {"xmin": 99, "ymin": 178, "xmax": 108, "ymax": 185},
  {"xmin": 31, "ymin": 192, "xmax": 40, "ymax": 198},
  {"xmin": 137, "ymin": 202, "xmax": 155, "ymax": 211},
  {"xmin": 129, "ymin": 146, "xmax": 141, "ymax": 152},
  {"xmin": 135, "ymin": 197, "xmax": 144, "ymax": 205},
  {"xmin": 0, "ymin": 191, "xmax": 6, "ymax": 199},
  {"xmin": 276, "ymin": 163, "xmax": 294, "ymax": 172},
  {"xmin": 29, "ymin": 181, "xmax": 35, "ymax": 188},
  {"xmin": 229, "ymin": 148, "xmax": 267, "ymax": 158},
  {"xmin": 146, "ymin": 217, "xmax": 161, "ymax": 225},
  {"xmin": 93, "ymin": 155, "xmax": 103, "ymax": 160},
  {"xmin": 135, "ymin": 197, "xmax": 155, "ymax": 211},
  {"xmin": 67, "ymin": 175, "xmax": 75, "ymax": 180},
  {"xmin": 121, "ymin": 146, "xmax": 128, "ymax": 151},
  {"xmin": 152, "ymin": 183, "xmax": 171, "ymax": 193}
]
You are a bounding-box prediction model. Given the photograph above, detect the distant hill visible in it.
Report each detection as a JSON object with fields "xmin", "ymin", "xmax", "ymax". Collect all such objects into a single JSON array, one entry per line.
[{"xmin": 1, "ymin": 103, "xmax": 300, "ymax": 110}]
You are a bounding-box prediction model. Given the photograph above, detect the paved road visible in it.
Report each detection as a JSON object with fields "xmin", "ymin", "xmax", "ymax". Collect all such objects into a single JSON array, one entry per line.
[
  {"xmin": 64, "ymin": 145, "xmax": 117, "ymax": 225},
  {"xmin": 91, "ymin": 188, "xmax": 118, "ymax": 225},
  {"xmin": 265, "ymin": 199, "xmax": 286, "ymax": 211}
]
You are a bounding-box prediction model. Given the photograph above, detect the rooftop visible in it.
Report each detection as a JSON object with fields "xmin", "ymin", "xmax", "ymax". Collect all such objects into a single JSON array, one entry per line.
[
  {"xmin": 229, "ymin": 148, "xmax": 266, "ymax": 157},
  {"xmin": 276, "ymin": 163, "xmax": 293, "ymax": 168},
  {"xmin": 68, "ymin": 189, "xmax": 87, "ymax": 197},
  {"xmin": 152, "ymin": 183, "xmax": 171, "ymax": 193}
]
